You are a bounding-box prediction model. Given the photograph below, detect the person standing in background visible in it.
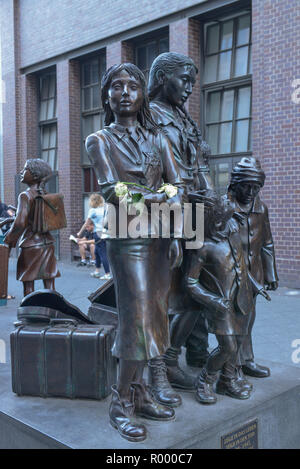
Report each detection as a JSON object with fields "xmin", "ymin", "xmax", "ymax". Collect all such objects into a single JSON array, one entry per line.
[{"xmin": 78, "ymin": 193, "xmax": 111, "ymax": 279}]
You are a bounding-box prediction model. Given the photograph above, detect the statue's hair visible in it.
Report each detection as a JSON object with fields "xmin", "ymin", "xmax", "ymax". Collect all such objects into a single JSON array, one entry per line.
[
  {"xmin": 25, "ymin": 158, "xmax": 52, "ymax": 182},
  {"xmin": 101, "ymin": 63, "xmax": 158, "ymax": 133}
]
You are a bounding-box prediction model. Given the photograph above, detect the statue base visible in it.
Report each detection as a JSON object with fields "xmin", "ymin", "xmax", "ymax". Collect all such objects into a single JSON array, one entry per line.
[{"xmin": 0, "ymin": 358, "xmax": 300, "ymax": 449}]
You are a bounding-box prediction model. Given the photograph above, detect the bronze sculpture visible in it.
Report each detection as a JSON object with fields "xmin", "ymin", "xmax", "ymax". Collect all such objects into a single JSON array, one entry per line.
[
  {"xmin": 147, "ymin": 52, "xmax": 213, "ymax": 402},
  {"xmin": 224, "ymin": 157, "xmax": 278, "ymax": 379},
  {"xmin": 184, "ymin": 193, "xmax": 271, "ymax": 403},
  {"xmin": 4, "ymin": 159, "xmax": 61, "ymax": 297},
  {"xmin": 85, "ymin": 63, "xmax": 184, "ymax": 442}
]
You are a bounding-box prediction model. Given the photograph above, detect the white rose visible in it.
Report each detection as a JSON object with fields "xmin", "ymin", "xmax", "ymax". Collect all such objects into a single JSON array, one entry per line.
[
  {"xmin": 164, "ymin": 184, "xmax": 178, "ymax": 199},
  {"xmin": 115, "ymin": 182, "xmax": 128, "ymax": 198}
]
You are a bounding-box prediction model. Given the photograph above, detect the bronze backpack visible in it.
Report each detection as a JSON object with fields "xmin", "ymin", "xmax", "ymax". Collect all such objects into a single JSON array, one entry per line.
[{"xmin": 33, "ymin": 192, "xmax": 67, "ymax": 233}]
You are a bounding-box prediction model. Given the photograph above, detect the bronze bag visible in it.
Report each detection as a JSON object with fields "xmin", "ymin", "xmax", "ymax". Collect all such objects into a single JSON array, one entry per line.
[{"xmin": 33, "ymin": 193, "xmax": 67, "ymax": 233}]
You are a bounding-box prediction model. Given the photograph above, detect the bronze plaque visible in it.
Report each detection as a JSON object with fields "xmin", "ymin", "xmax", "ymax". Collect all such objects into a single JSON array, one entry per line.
[{"xmin": 221, "ymin": 419, "xmax": 258, "ymax": 449}]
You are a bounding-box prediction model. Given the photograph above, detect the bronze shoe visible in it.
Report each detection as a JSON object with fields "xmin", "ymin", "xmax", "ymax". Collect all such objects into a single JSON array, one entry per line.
[
  {"xmin": 132, "ymin": 382, "xmax": 175, "ymax": 421},
  {"xmin": 109, "ymin": 385, "xmax": 147, "ymax": 442},
  {"xmin": 216, "ymin": 376, "xmax": 250, "ymax": 400},
  {"xmin": 164, "ymin": 347, "xmax": 196, "ymax": 391},
  {"xmin": 242, "ymin": 361, "xmax": 270, "ymax": 378},
  {"xmin": 195, "ymin": 368, "xmax": 217, "ymax": 405},
  {"xmin": 235, "ymin": 366, "xmax": 253, "ymax": 391},
  {"xmin": 148, "ymin": 357, "xmax": 182, "ymax": 408}
]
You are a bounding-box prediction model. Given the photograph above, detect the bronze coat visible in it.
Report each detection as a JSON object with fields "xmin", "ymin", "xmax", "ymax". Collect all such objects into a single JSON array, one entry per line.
[
  {"xmin": 184, "ymin": 225, "xmax": 263, "ymax": 336},
  {"xmin": 150, "ymin": 101, "xmax": 212, "ymax": 192},
  {"xmin": 224, "ymin": 192, "xmax": 278, "ymax": 286}
]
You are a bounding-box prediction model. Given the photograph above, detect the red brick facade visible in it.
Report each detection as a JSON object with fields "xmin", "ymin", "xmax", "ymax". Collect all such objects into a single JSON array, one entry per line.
[
  {"xmin": 252, "ymin": 0, "xmax": 300, "ymax": 287},
  {"xmin": 1, "ymin": 0, "xmax": 300, "ymax": 287}
]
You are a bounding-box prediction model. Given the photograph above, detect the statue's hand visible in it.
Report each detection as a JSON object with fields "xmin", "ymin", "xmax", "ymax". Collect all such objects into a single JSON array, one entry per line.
[
  {"xmin": 216, "ymin": 298, "xmax": 233, "ymax": 315},
  {"xmin": 168, "ymin": 239, "xmax": 183, "ymax": 270},
  {"xmin": 259, "ymin": 289, "xmax": 272, "ymax": 301},
  {"xmin": 265, "ymin": 281, "xmax": 278, "ymax": 291}
]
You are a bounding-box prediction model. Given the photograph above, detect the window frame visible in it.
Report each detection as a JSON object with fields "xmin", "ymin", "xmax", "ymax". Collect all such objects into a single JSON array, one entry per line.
[
  {"xmin": 134, "ymin": 31, "xmax": 169, "ymax": 81},
  {"xmin": 200, "ymin": 10, "xmax": 252, "ymax": 194}
]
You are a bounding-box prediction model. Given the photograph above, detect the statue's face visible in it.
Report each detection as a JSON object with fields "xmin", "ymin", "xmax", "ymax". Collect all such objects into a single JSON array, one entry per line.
[
  {"xmin": 108, "ymin": 69, "xmax": 143, "ymax": 118},
  {"xmin": 234, "ymin": 181, "xmax": 261, "ymax": 205},
  {"xmin": 163, "ymin": 65, "xmax": 196, "ymax": 107}
]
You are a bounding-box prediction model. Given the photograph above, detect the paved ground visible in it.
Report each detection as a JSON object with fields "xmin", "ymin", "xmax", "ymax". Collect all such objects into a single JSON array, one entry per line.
[{"xmin": 2, "ymin": 256, "xmax": 300, "ymax": 369}]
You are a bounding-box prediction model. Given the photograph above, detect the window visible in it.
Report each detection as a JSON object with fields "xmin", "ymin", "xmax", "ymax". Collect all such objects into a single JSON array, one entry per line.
[
  {"xmin": 135, "ymin": 33, "xmax": 169, "ymax": 82},
  {"xmin": 202, "ymin": 12, "xmax": 252, "ymax": 194},
  {"xmin": 81, "ymin": 54, "xmax": 106, "ymax": 218},
  {"xmin": 39, "ymin": 71, "xmax": 58, "ymax": 171}
]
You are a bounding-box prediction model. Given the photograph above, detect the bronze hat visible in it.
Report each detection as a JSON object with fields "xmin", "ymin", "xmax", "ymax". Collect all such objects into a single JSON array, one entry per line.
[{"xmin": 230, "ymin": 157, "xmax": 265, "ymax": 187}]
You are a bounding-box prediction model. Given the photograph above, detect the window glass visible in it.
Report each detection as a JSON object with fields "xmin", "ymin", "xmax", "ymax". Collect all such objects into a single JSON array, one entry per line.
[
  {"xmin": 219, "ymin": 122, "xmax": 232, "ymax": 154},
  {"xmin": 207, "ymin": 125, "xmax": 219, "ymax": 155},
  {"xmin": 207, "ymin": 24, "xmax": 220, "ymax": 54},
  {"xmin": 237, "ymin": 87, "xmax": 251, "ymax": 119},
  {"xmin": 234, "ymin": 46, "xmax": 249, "ymax": 77},
  {"xmin": 237, "ymin": 15, "xmax": 250, "ymax": 46},
  {"xmin": 235, "ymin": 120, "xmax": 249, "ymax": 152},
  {"xmin": 207, "ymin": 92, "xmax": 221, "ymax": 122},
  {"xmin": 218, "ymin": 51, "xmax": 231, "ymax": 81},
  {"xmin": 221, "ymin": 90, "xmax": 234, "ymax": 121},
  {"xmin": 221, "ymin": 20, "xmax": 233, "ymax": 50},
  {"xmin": 204, "ymin": 55, "xmax": 218, "ymax": 83}
]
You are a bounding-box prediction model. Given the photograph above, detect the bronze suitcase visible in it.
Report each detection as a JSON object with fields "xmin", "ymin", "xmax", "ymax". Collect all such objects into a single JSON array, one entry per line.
[
  {"xmin": 11, "ymin": 319, "xmax": 117, "ymax": 399},
  {"xmin": 0, "ymin": 243, "xmax": 9, "ymax": 305}
]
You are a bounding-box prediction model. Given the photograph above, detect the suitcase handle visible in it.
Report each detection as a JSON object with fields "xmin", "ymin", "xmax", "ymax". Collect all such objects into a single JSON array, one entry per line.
[{"xmin": 50, "ymin": 318, "xmax": 78, "ymax": 326}]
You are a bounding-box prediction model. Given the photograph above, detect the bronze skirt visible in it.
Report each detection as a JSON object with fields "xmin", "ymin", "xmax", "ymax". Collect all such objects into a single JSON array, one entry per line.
[
  {"xmin": 107, "ymin": 238, "xmax": 172, "ymax": 361},
  {"xmin": 17, "ymin": 243, "xmax": 60, "ymax": 282}
]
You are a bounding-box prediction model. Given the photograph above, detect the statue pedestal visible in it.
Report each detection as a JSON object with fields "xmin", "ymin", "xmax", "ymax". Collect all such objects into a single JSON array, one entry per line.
[{"xmin": 0, "ymin": 359, "xmax": 300, "ymax": 449}]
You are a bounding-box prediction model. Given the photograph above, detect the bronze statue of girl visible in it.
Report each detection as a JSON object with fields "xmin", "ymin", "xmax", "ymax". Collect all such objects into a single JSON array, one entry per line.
[
  {"xmin": 86, "ymin": 63, "xmax": 184, "ymax": 442},
  {"xmin": 4, "ymin": 158, "xmax": 60, "ymax": 297}
]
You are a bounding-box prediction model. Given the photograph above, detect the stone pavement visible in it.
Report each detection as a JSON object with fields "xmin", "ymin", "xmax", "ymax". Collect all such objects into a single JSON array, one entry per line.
[{"xmin": 3, "ymin": 257, "xmax": 300, "ymax": 368}]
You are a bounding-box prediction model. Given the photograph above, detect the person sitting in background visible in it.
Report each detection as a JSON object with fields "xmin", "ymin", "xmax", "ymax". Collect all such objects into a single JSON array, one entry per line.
[{"xmin": 71, "ymin": 219, "xmax": 96, "ymax": 267}]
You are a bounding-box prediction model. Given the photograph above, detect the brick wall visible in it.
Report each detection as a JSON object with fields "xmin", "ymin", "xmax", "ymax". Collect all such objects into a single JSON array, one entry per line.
[
  {"xmin": 1, "ymin": 0, "xmax": 19, "ymax": 205},
  {"xmin": 18, "ymin": 0, "xmax": 205, "ymax": 68},
  {"xmin": 106, "ymin": 41, "xmax": 134, "ymax": 70},
  {"xmin": 57, "ymin": 60, "xmax": 82, "ymax": 259},
  {"xmin": 252, "ymin": 0, "xmax": 300, "ymax": 287}
]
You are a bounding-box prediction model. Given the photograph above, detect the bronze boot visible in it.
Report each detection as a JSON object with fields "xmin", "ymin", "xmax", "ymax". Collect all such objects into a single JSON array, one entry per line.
[
  {"xmin": 195, "ymin": 368, "xmax": 217, "ymax": 405},
  {"xmin": 164, "ymin": 347, "xmax": 196, "ymax": 391},
  {"xmin": 242, "ymin": 361, "xmax": 270, "ymax": 378},
  {"xmin": 216, "ymin": 375, "xmax": 250, "ymax": 400},
  {"xmin": 235, "ymin": 366, "xmax": 253, "ymax": 391},
  {"xmin": 131, "ymin": 381, "xmax": 175, "ymax": 421},
  {"xmin": 109, "ymin": 385, "xmax": 147, "ymax": 442},
  {"xmin": 148, "ymin": 357, "xmax": 182, "ymax": 407}
]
